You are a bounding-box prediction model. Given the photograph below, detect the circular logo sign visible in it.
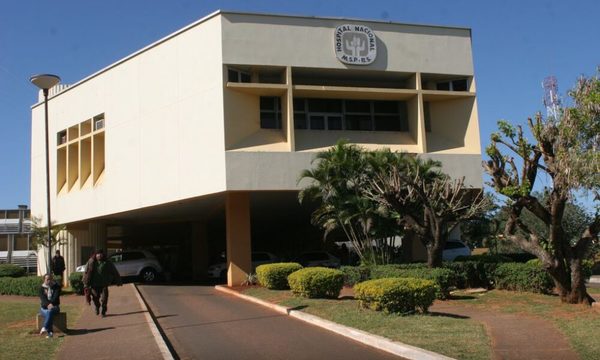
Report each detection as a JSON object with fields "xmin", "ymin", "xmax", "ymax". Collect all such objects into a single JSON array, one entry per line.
[{"xmin": 334, "ymin": 24, "xmax": 377, "ymax": 65}]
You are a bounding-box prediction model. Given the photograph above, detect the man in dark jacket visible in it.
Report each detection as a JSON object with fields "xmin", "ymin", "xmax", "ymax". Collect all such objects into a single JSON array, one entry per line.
[
  {"xmin": 51, "ymin": 250, "xmax": 66, "ymax": 284},
  {"xmin": 83, "ymin": 249, "xmax": 122, "ymax": 317},
  {"xmin": 39, "ymin": 273, "xmax": 61, "ymax": 338}
]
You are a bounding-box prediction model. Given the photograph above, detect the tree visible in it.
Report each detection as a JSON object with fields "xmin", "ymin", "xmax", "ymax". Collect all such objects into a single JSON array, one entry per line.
[
  {"xmin": 366, "ymin": 156, "xmax": 490, "ymax": 267},
  {"xmin": 30, "ymin": 217, "xmax": 66, "ymax": 254},
  {"xmin": 483, "ymin": 70, "xmax": 600, "ymax": 304},
  {"xmin": 299, "ymin": 141, "xmax": 403, "ymax": 265}
]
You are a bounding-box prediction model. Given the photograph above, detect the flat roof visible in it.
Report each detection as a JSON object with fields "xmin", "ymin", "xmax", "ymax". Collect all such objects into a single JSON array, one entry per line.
[{"xmin": 32, "ymin": 10, "xmax": 471, "ymax": 108}]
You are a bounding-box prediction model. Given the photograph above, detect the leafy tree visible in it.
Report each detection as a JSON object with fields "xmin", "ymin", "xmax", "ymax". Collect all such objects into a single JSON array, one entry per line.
[
  {"xmin": 366, "ymin": 156, "xmax": 490, "ymax": 267},
  {"xmin": 299, "ymin": 141, "xmax": 403, "ymax": 265},
  {"xmin": 483, "ymin": 70, "xmax": 600, "ymax": 304},
  {"xmin": 30, "ymin": 216, "xmax": 66, "ymax": 253}
]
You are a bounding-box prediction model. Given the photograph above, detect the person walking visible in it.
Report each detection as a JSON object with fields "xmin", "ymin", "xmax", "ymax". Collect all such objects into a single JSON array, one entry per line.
[
  {"xmin": 39, "ymin": 273, "xmax": 61, "ymax": 338},
  {"xmin": 82, "ymin": 249, "xmax": 122, "ymax": 317},
  {"xmin": 51, "ymin": 250, "xmax": 66, "ymax": 285}
]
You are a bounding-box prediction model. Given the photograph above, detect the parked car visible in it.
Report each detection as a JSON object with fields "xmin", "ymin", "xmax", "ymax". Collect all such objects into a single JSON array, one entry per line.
[
  {"xmin": 442, "ymin": 240, "xmax": 471, "ymax": 261},
  {"xmin": 207, "ymin": 251, "xmax": 279, "ymax": 278},
  {"xmin": 76, "ymin": 250, "xmax": 163, "ymax": 282},
  {"xmin": 297, "ymin": 251, "xmax": 340, "ymax": 268}
]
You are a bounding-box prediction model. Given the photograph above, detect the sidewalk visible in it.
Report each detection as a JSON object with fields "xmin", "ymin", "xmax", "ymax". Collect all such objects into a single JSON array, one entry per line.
[{"xmin": 57, "ymin": 284, "xmax": 168, "ymax": 360}]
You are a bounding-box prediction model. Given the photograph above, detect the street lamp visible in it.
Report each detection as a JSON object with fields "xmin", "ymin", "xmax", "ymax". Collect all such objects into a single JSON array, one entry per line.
[{"xmin": 30, "ymin": 74, "xmax": 61, "ymax": 274}]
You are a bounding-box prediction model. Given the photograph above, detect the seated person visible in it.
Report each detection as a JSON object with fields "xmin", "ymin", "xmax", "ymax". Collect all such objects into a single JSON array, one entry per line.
[{"xmin": 39, "ymin": 273, "xmax": 61, "ymax": 338}]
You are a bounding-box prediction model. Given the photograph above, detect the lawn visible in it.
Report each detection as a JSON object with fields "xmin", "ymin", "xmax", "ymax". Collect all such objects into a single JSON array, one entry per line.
[
  {"xmin": 0, "ymin": 298, "xmax": 83, "ymax": 360},
  {"xmin": 451, "ymin": 289, "xmax": 600, "ymax": 360},
  {"xmin": 242, "ymin": 287, "xmax": 491, "ymax": 360}
]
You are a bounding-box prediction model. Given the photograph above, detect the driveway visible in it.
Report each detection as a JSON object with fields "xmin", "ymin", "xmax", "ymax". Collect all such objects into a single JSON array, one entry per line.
[{"xmin": 138, "ymin": 285, "xmax": 402, "ymax": 360}]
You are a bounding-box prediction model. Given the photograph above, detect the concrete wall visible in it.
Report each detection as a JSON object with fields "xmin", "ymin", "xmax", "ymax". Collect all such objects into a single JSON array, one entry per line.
[
  {"xmin": 221, "ymin": 13, "xmax": 473, "ymax": 75},
  {"xmin": 31, "ymin": 16, "xmax": 226, "ymax": 225},
  {"xmin": 226, "ymin": 152, "xmax": 482, "ymax": 190}
]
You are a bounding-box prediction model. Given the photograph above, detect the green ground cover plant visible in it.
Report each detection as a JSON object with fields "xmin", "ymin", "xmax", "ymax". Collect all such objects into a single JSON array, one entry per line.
[
  {"xmin": 242, "ymin": 287, "xmax": 491, "ymax": 360},
  {"xmin": 0, "ymin": 299, "xmax": 83, "ymax": 360}
]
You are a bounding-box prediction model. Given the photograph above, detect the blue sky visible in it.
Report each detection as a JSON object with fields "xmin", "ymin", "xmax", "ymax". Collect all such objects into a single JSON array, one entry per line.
[{"xmin": 0, "ymin": 0, "xmax": 598, "ymax": 209}]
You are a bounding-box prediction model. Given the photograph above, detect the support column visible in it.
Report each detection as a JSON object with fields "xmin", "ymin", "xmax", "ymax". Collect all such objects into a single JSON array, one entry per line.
[
  {"xmin": 226, "ymin": 192, "xmax": 252, "ymax": 286},
  {"xmin": 415, "ymin": 73, "xmax": 428, "ymax": 153},
  {"xmin": 191, "ymin": 222, "xmax": 209, "ymax": 282},
  {"xmin": 7, "ymin": 234, "xmax": 14, "ymax": 264}
]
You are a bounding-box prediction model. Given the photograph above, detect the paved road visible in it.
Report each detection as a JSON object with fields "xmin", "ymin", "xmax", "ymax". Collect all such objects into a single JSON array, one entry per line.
[{"xmin": 138, "ymin": 285, "xmax": 402, "ymax": 360}]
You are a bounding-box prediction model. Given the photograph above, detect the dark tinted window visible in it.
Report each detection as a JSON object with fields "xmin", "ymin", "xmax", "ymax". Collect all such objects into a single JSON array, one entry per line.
[
  {"xmin": 328, "ymin": 116, "xmax": 343, "ymax": 130},
  {"xmin": 294, "ymin": 98, "xmax": 306, "ymax": 111},
  {"xmin": 310, "ymin": 115, "xmax": 325, "ymax": 130},
  {"xmin": 228, "ymin": 69, "xmax": 239, "ymax": 82},
  {"xmin": 294, "ymin": 113, "xmax": 307, "ymax": 129},
  {"xmin": 374, "ymin": 101, "xmax": 398, "ymax": 114},
  {"xmin": 346, "ymin": 114, "xmax": 372, "ymax": 131},
  {"xmin": 452, "ymin": 79, "xmax": 468, "ymax": 91},
  {"xmin": 308, "ymin": 99, "xmax": 342, "ymax": 113},
  {"xmin": 260, "ymin": 97, "xmax": 282, "ymax": 129},
  {"xmin": 345, "ymin": 100, "xmax": 370, "ymax": 113},
  {"xmin": 240, "ymin": 72, "xmax": 252, "ymax": 83},
  {"xmin": 436, "ymin": 81, "xmax": 450, "ymax": 91}
]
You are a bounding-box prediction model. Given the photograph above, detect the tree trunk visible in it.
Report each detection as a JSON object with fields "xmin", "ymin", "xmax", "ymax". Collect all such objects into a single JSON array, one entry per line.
[
  {"xmin": 427, "ymin": 239, "xmax": 444, "ymax": 268},
  {"xmin": 548, "ymin": 258, "xmax": 595, "ymax": 305}
]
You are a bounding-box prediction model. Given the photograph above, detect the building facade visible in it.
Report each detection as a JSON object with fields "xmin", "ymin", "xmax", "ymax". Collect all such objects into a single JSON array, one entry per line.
[
  {"xmin": 31, "ymin": 11, "xmax": 482, "ymax": 285},
  {"xmin": 0, "ymin": 206, "xmax": 36, "ymax": 272}
]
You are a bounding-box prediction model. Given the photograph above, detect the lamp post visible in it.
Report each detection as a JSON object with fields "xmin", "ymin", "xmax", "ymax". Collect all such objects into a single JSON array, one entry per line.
[{"xmin": 30, "ymin": 74, "xmax": 61, "ymax": 274}]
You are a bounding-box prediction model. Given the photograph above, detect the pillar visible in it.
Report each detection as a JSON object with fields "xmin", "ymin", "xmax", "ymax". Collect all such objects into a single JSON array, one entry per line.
[{"xmin": 226, "ymin": 192, "xmax": 252, "ymax": 286}]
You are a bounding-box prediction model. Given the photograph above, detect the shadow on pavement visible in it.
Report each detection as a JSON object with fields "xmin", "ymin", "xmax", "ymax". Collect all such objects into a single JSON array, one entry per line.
[
  {"xmin": 67, "ymin": 327, "xmax": 115, "ymax": 335},
  {"xmin": 428, "ymin": 312, "xmax": 470, "ymax": 319}
]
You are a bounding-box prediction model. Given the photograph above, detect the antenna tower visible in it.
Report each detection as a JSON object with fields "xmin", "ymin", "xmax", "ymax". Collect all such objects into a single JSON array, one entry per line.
[{"xmin": 542, "ymin": 76, "xmax": 560, "ymax": 119}]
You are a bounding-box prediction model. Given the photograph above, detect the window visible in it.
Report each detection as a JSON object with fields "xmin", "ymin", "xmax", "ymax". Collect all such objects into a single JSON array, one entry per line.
[
  {"xmin": 293, "ymin": 98, "xmax": 409, "ymax": 132},
  {"xmin": 56, "ymin": 113, "xmax": 105, "ymax": 193},
  {"xmin": 228, "ymin": 68, "xmax": 251, "ymax": 83},
  {"xmin": 436, "ymin": 79, "xmax": 469, "ymax": 91},
  {"xmin": 260, "ymin": 97, "xmax": 282, "ymax": 129}
]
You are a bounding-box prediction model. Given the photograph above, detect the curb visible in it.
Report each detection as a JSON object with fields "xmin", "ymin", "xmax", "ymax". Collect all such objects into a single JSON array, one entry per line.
[
  {"xmin": 215, "ymin": 285, "xmax": 454, "ymax": 360},
  {"xmin": 132, "ymin": 284, "xmax": 176, "ymax": 360}
]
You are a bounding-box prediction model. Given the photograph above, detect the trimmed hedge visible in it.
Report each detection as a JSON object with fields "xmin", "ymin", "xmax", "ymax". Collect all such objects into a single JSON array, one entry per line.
[
  {"xmin": 369, "ymin": 265, "xmax": 456, "ymax": 299},
  {"xmin": 455, "ymin": 254, "xmax": 513, "ymax": 263},
  {"xmin": 0, "ymin": 264, "xmax": 26, "ymax": 278},
  {"xmin": 287, "ymin": 267, "xmax": 344, "ymax": 298},
  {"xmin": 256, "ymin": 263, "xmax": 303, "ymax": 290},
  {"xmin": 69, "ymin": 272, "xmax": 85, "ymax": 295},
  {"xmin": 0, "ymin": 275, "xmax": 42, "ymax": 296},
  {"xmin": 340, "ymin": 266, "xmax": 370, "ymax": 286},
  {"xmin": 354, "ymin": 277, "xmax": 436, "ymax": 314},
  {"xmin": 443, "ymin": 261, "xmax": 497, "ymax": 289},
  {"xmin": 494, "ymin": 263, "xmax": 554, "ymax": 294}
]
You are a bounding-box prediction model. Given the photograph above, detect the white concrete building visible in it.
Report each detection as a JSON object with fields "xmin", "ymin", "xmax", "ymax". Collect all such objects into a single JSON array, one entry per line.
[{"xmin": 31, "ymin": 11, "xmax": 482, "ymax": 285}]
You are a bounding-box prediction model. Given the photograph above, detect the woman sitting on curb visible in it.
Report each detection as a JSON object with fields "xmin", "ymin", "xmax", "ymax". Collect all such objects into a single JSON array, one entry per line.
[{"xmin": 39, "ymin": 273, "xmax": 61, "ymax": 338}]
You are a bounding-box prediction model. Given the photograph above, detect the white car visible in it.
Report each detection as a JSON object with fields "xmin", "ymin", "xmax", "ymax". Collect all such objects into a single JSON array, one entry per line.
[
  {"xmin": 442, "ymin": 240, "xmax": 471, "ymax": 261},
  {"xmin": 76, "ymin": 250, "xmax": 163, "ymax": 282},
  {"xmin": 297, "ymin": 251, "xmax": 340, "ymax": 268},
  {"xmin": 207, "ymin": 251, "xmax": 279, "ymax": 278}
]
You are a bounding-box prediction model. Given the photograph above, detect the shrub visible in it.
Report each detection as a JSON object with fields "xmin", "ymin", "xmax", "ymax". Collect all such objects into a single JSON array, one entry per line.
[
  {"xmin": 526, "ymin": 258, "xmax": 593, "ymax": 281},
  {"xmin": 443, "ymin": 261, "xmax": 493, "ymax": 289},
  {"xmin": 340, "ymin": 266, "xmax": 370, "ymax": 286},
  {"xmin": 369, "ymin": 265, "xmax": 457, "ymax": 299},
  {"xmin": 494, "ymin": 263, "xmax": 554, "ymax": 294},
  {"xmin": 354, "ymin": 277, "xmax": 436, "ymax": 314},
  {"xmin": 69, "ymin": 272, "xmax": 85, "ymax": 295},
  {"xmin": 287, "ymin": 267, "xmax": 344, "ymax": 298},
  {"xmin": 0, "ymin": 275, "xmax": 43, "ymax": 296},
  {"xmin": 0, "ymin": 264, "xmax": 27, "ymax": 278},
  {"xmin": 256, "ymin": 263, "xmax": 303, "ymax": 290}
]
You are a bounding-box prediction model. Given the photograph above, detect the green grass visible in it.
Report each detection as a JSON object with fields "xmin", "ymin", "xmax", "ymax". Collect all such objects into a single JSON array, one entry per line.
[
  {"xmin": 0, "ymin": 299, "xmax": 83, "ymax": 360},
  {"xmin": 587, "ymin": 286, "xmax": 600, "ymax": 294},
  {"xmin": 451, "ymin": 289, "xmax": 600, "ymax": 359},
  {"xmin": 243, "ymin": 287, "xmax": 491, "ymax": 360}
]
